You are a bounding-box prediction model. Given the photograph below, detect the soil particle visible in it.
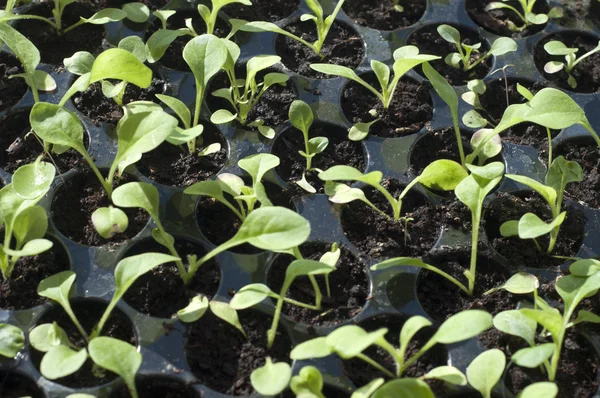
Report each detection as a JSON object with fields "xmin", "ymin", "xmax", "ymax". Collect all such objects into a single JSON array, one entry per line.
[
  {"xmin": 112, "ymin": 376, "xmax": 200, "ymax": 398},
  {"xmin": 185, "ymin": 311, "xmax": 292, "ymax": 396},
  {"xmin": 275, "ymin": 20, "xmax": 364, "ymax": 79},
  {"xmin": 343, "ymin": 0, "xmax": 426, "ymax": 31},
  {"xmin": 267, "ymin": 242, "xmax": 369, "ymax": 327},
  {"xmin": 0, "ymin": 53, "xmax": 27, "ymax": 113},
  {"xmin": 466, "ymin": 0, "xmax": 549, "ymax": 37},
  {"xmin": 408, "ymin": 24, "xmax": 492, "ymax": 86},
  {"xmin": 223, "ymin": 0, "xmax": 299, "ymax": 22}
]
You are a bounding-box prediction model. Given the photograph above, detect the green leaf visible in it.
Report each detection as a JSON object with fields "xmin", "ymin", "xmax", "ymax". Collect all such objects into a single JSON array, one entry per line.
[
  {"xmin": 556, "ymin": 272, "xmax": 600, "ymax": 315},
  {"xmin": 372, "ymin": 378, "xmax": 434, "ymax": 398},
  {"xmin": 348, "ymin": 120, "xmax": 378, "ymax": 141},
  {"xmin": 505, "ymin": 174, "xmax": 557, "ymax": 206},
  {"xmin": 37, "ymin": 271, "xmax": 76, "ymax": 307},
  {"xmin": 325, "ymin": 325, "xmax": 388, "ymax": 359},
  {"xmin": 91, "ymin": 206, "xmax": 129, "ymax": 239},
  {"xmin": 487, "ymin": 272, "xmax": 539, "ymax": 295},
  {"xmin": 466, "ymin": 349, "xmax": 505, "ymax": 398},
  {"xmin": 471, "ymin": 128, "xmax": 502, "ymax": 161},
  {"xmin": 286, "ymin": 260, "xmax": 335, "ymax": 282},
  {"xmin": 291, "ymin": 366, "xmax": 324, "ymax": 396},
  {"xmin": 570, "ymin": 259, "xmax": 600, "ymax": 277},
  {"xmin": 423, "ymin": 366, "xmax": 467, "ymax": 385},
  {"xmin": 371, "ymin": 60, "xmax": 390, "ymax": 91},
  {"xmin": 41, "ymin": 346, "xmax": 87, "ymax": 380},
  {"xmin": 512, "ymin": 344, "xmax": 554, "ymax": 368},
  {"xmin": 517, "ymin": 211, "xmax": 566, "ymax": 240},
  {"xmin": 307, "ymin": 137, "xmax": 329, "ymax": 155},
  {"xmin": 399, "ymin": 316, "xmax": 432, "ymax": 359},
  {"xmin": 210, "ymin": 109, "xmax": 237, "ymax": 124},
  {"xmin": 499, "ymin": 220, "xmax": 519, "ymax": 237},
  {"xmin": 30, "ymin": 102, "xmax": 86, "ymax": 155},
  {"xmin": 432, "ymin": 310, "xmax": 492, "ymax": 344},
  {"xmin": 544, "ymin": 41, "xmax": 578, "ymax": 56},
  {"xmin": 463, "ymin": 110, "xmax": 489, "ymax": 128},
  {"xmin": 145, "ymin": 29, "xmax": 187, "ymax": 63},
  {"xmin": 183, "ymin": 34, "xmax": 228, "ymax": 89},
  {"xmin": 545, "ymin": 156, "xmax": 583, "ymax": 194},
  {"xmin": 455, "ymin": 164, "xmax": 503, "ymax": 212},
  {"xmin": 437, "ymin": 24, "xmax": 461, "ymax": 45},
  {"xmin": 0, "ymin": 324, "xmax": 24, "ymax": 358},
  {"xmin": 238, "ymin": 153, "xmax": 280, "ymax": 185},
  {"xmin": 573, "ymin": 310, "xmax": 600, "ymax": 325},
  {"xmin": 518, "ymin": 382, "xmax": 558, "ymax": 398},
  {"xmin": 418, "ymin": 159, "xmax": 467, "ymax": 191},
  {"xmin": 177, "ymin": 295, "xmax": 209, "ymax": 323},
  {"xmin": 29, "ymin": 323, "xmax": 69, "ymax": 353},
  {"xmin": 82, "ymin": 8, "xmax": 127, "ymax": 24},
  {"xmin": 290, "ymin": 337, "xmax": 332, "ymax": 360},
  {"xmin": 88, "ymin": 337, "xmax": 141, "ymax": 396},
  {"xmin": 13, "ymin": 206, "xmax": 47, "ymax": 247},
  {"xmin": 519, "ymin": 309, "xmax": 563, "ymax": 339},
  {"xmin": 90, "ymin": 48, "xmax": 152, "ymax": 88},
  {"xmin": 33, "ymin": 70, "xmax": 57, "ymax": 91},
  {"xmin": 122, "ymin": 2, "xmax": 150, "ymax": 23},
  {"xmin": 209, "ymin": 300, "xmax": 246, "ymax": 338},
  {"xmin": 156, "ymin": 94, "xmax": 191, "ymax": 129},
  {"xmin": 3, "ymin": 238, "xmax": 53, "ymax": 257},
  {"xmin": 230, "ymin": 284, "xmax": 275, "ymax": 310},
  {"xmin": 112, "ymin": 182, "xmax": 160, "ymax": 219},
  {"xmin": 422, "ymin": 62, "xmax": 458, "ymax": 126},
  {"xmin": 489, "ymin": 37, "xmax": 517, "ymax": 56},
  {"xmin": 0, "ymin": 24, "xmax": 39, "ymax": 83},
  {"xmin": 251, "ymin": 357, "xmax": 291, "ymax": 396},
  {"xmin": 118, "ymin": 36, "xmax": 147, "ymax": 63},
  {"xmin": 167, "ymin": 125, "xmax": 205, "ymax": 146},
  {"xmin": 545, "ymin": 61, "xmax": 565, "ymax": 74},
  {"xmin": 246, "ymin": 55, "xmax": 280, "ymax": 87},
  {"xmin": 289, "ymin": 100, "xmax": 313, "ymax": 134},
  {"xmin": 351, "ymin": 379, "xmax": 385, "ymax": 398},
  {"xmin": 12, "ymin": 159, "xmax": 56, "ymax": 199},
  {"xmin": 63, "ymin": 51, "xmax": 95, "ymax": 75}
]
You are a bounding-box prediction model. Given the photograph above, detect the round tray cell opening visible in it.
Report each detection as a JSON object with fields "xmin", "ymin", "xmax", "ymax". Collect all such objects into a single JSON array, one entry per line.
[
  {"xmin": 340, "ymin": 73, "xmax": 433, "ymax": 138},
  {"xmin": 343, "ymin": 0, "xmax": 427, "ymax": 31},
  {"xmin": 407, "ymin": 24, "xmax": 492, "ymax": 86},
  {"xmin": 222, "ymin": 0, "xmax": 300, "ymax": 22},
  {"xmin": 465, "ymin": 0, "xmax": 549, "ymax": 38},
  {"xmin": 31, "ymin": 298, "xmax": 138, "ymax": 389},
  {"xmin": 0, "ymin": 371, "xmax": 47, "ymax": 398},
  {"xmin": 111, "ymin": 375, "xmax": 202, "ymax": 398},
  {"xmin": 0, "ymin": 107, "xmax": 90, "ymax": 174},
  {"xmin": 266, "ymin": 241, "xmax": 370, "ymax": 327}
]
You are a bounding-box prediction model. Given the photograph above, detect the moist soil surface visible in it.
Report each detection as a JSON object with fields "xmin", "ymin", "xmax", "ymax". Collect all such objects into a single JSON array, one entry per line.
[
  {"xmin": 0, "ymin": 53, "xmax": 27, "ymax": 113},
  {"xmin": 222, "ymin": 0, "xmax": 299, "ymax": 22},
  {"xmin": 0, "ymin": 372, "xmax": 45, "ymax": 398},
  {"xmin": 207, "ymin": 70, "xmax": 296, "ymax": 131},
  {"xmin": 0, "ymin": 108, "xmax": 88, "ymax": 174},
  {"xmin": 185, "ymin": 310, "xmax": 292, "ymax": 396},
  {"xmin": 275, "ymin": 20, "xmax": 364, "ymax": 79},
  {"xmin": 341, "ymin": 75, "xmax": 433, "ymax": 138},
  {"xmin": 549, "ymin": 138, "xmax": 600, "ymax": 208},
  {"xmin": 465, "ymin": 0, "xmax": 550, "ymax": 37},
  {"xmin": 410, "ymin": 127, "xmax": 471, "ymax": 177},
  {"xmin": 14, "ymin": 2, "xmax": 105, "ymax": 65},
  {"xmin": 343, "ymin": 314, "xmax": 447, "ymax": 394},
  {"xmin": 31, "ymin": 300, "xmax": 136, "ymax": 388},
  {"xmin": 122, "ymin": 238, "xmax": 221, "ymax": 318},
  {"xmin": 272, "ymin": 123, "xmax": 365, "ymax": 196},
  {"xmin": 266, "ymin": 242, "xmax": 369, "ymax": 327},
  {"xmin": 340, "ymin": 179, "xmax": 442, "ymax": 259},
  {"xmin": 112, "ymin": 377, "xmax": 200, "ymax": 398},
  {"xmin": 84, "ymin": 0, "xmax": 168, "ymax": 11},
  {"xmin": 483, "ymin": 192, "xmax": 585, "ymax": 268},
  {"xmin": 195, "ymin": 181, "xmax": 294, "ymax": 254},
  {"xmin": 477, "ymin": 78, "xmax": 556, "ymax": 147},
  {"xmin": 0, "ymin": 238, "xmax": 70, "ymax": 310},
  {"xmin": 408, "ymin": 24, "xmax": 492, "ymax": 86},
  {"xmin": 73, "ymin": 78, "xmax": 166, "ymax": 125},
  {"xmin": 343, "ymin": 0, "xmax": 426, "ymax": 31},
  {"xmin": 51, "ymin": 171, "xmax": 149, "ymax": 246},
  {"xmin": 534, "ymin": 31, "xmax": 600, "ymax": 93},
  {"xmin": 144, "ymin": 9, "xmax": 229, "ymax": 71},
  {"xmin": 136, "ymin": 123, "xmax": 227, "ymax": 187}
]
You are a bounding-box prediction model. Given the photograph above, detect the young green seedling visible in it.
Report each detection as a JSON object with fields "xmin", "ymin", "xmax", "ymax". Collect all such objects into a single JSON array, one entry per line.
[
  {"xmin": 184, "ymin": 153, "xmax": 280, "ymax": 222},
  {"xmin": 291, "ymin": 310, "xmax": 491, "ymax": 380},
  {"xmin": 318, "ymin": 159, "xmax": 467, "ymax": 221},
  {"xmin": 499, "ymin": 156, "xmax": 582, "ymax": 253},
  {"xmin": 0, "ymin": 158, "xmax": 55, "ymax": 280},
  {"xmin": 0, "ymin": 324, "xmax": 25, "ymax": 358},
  {"xmin": 250, "ymin": 358, "xmax": 293, "ymax": 396},
  {"xmin": 177, "ymin": 297, "xmax": 246, "ymax": 338},
  {"xmin": 437, "ymin": 24, "xmax": 517, "ymax": 73},
  {"xmin": 28, "ymin": 253, "xmax": 178, "ymax": 394},
  {"xmin": 240, "ymin": 0, "xmax": 346, "ymax": 58},
  {"xmin": 543, "ymin": 40, "xmax": 600, "ymax": 89},
  {"xmin": 466, "ymin": 349, "xmax": 506, "ymax": 398},
  {"xmin": 210, "ymin": 44, "xmax": 290, "ymax": 139},
  {"xmin": 311, "ymin": 46, "xmax": 439, "ymax": 140},
  {"xmin": 485, "ymin": 0, "xmax": 563, "ymax": 32}
]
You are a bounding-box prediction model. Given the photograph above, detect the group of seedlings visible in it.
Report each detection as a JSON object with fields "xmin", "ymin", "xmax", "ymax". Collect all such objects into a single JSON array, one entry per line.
[{"xmin": 2, "ymin": 0, "xmax": 600, "ymax": 397}]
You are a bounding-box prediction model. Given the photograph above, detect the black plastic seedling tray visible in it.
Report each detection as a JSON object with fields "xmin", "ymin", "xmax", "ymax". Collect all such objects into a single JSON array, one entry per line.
[{"xmin": 3, "ymin": 0, "xmax": 600, "ymax": 397}]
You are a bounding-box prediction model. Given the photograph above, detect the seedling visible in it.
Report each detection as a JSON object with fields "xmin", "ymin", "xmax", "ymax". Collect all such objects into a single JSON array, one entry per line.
[
  {"xmin": 437, "ymin": 24, "xmax": 517, "ymax": 73},
  {"xmin": 485, "ymin": 0, "xmax": 563, "ymax": 32},
  {"xmin": 0, "ymin": 324, "xmax": 25, "ymax": 358},
  {"xmin": 0, "ymin": 159, "xmax": 55, "ymax": 280},
  {"xmin": 184, "ymin": 153, "xmax": 280, "ymax": 222},
  {"xmin": 392, "ymin": 0, "xmax": 404, "ymax": 12},
  {"xmin": 250, "ymin": 358, "xmax": 293, "ymax": 396},
  {"xmin": 466, "ymin": 349, "xmax": 506, "ymax": 398},
  {"xmin": 318, "ymin": 159, "xmax": 467, "ymax": 221},
  {"xmin": 177, "ymin": 297, "xmax": 246, "ymax": 338},
  {"xmin": 499, "ymin": 156, "xmax": 583, "ymax": 253},
  {"xmin": 28, "ymin": 253, "xmax": 178, "ymax": 396},
  {"xmin": 290, "ymin": 310, "xmax": 491, "ymax": 380},
  {"xmin": 210, "ymin": 44, "xmax": 290, "ymax": 139},
  {"xmin": 240, "ymin": 0, "xmax": 346, "ymax": 58},
  {"xmin": 311, "ymin": 46, "xmax": 439, "ymax": 140},
  {"xmin": 543, "ymin": 40, "xmax": 600, "ymax": 89}
]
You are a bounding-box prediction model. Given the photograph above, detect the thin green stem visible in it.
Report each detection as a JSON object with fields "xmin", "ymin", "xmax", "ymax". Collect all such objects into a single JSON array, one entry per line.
[
  {"xmin": 281, "ymin": 296, "xmax": 319, "ymax": 310},
  {"xmin": 401, "ymin": 340, "xmax": 436, "ymax": 372},
  {"xmin": 468, "ymin": 210, "xmax": 481, "ymax": 296},
  {"xmin": 64, "ymin": 306, "xmax": 90, "ymax": 342},
  {"xmin": 62, "ymin": 20, "xmax": 85, "ymax": 34},
  {"xmin": 81, "ymin": 152, "xmax": 112, "ymax": 196},
  {"xmin": 356, "ymin": 353, "xmax": 396, "ymax": 378},
  {"xmin": 465, "ymin": 52, "xmax": 490, "ymax": 72},
  {"xmin": 153, "ymin": 219, "xmax": 187, "ymax": 280},
  {"xmin": 546, "ymin": 127, "xmax": 553, "ymax": 166},
  {"xmin": 453, "ymin": 116, "xmax": 466, "ymax": 167}
]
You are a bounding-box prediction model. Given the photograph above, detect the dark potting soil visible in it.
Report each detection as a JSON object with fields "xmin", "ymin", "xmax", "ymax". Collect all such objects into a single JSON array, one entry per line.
[
  {"xmin": 483, "ymin": 192, "xmax": 585, "ymax": 268},
  {"xmin": 0, "ymin": 108, "xmax": 88, "ymax": 174},
  {"xmin": 122, "ymin": 238, "xmax": 221, "ymax": 318},
  {"xmin": 72, "ymin": 78, "xmax": 165, "ymax": 125},
  {"xmin": 207, "ymin": 70, "xmax": 297, "ymax": 131},
  {"xmin": 51, "ymin": 171, "xmax": 149, "ymax": 246},
  {"xmin": 31, "ymin": 300, "xmax": 136, "ymax": 388},
  {"xmin": 274, "ymin": 20, "xmax": 364, "ymax": 79},
  {"xmin": 144, "ymin": 9, "xmax": 229, "ymax": 71},
  {"xmin": 408, "ymin": 24, "xmax": 492, "ymax": 86},
  {"xmin": 465, "ymin": 0, "xmax": 549, "ymax": 37},
  {"xmin": 478, "ymin": 77, "xmax": 557, "ymax": 148},
  {"xmin": 0, "ymin": 53, "xmax": 27, "ymax": 113},
  {"xmin": 410, "ymin": 127, "xmax": 470, "ymax": 177},
  {"xmin": 340, "ymin": 179, "xmax": 442, "ymax": 259},
  {"xmin": 14, "ymin": 2, "xmax": 105, "ymax": 65},
  {"xmin": 112, "ymin": 376, "xmax": 200, "ymax": 398},
  {"xmin": 343, "ymin": 0, "xmax": 426, "ymax": 31},
  {"xmin": 195, "ymin": 181, "xmax": 294, "ymax": 254},
  {"xmin": 417, "ymin": 248, "xmax": 519, "ymax": 321},
  {"xmin": 84, "ymin": 0, "xmax": 168, "ymax": 11},
  {"xmin": 343, "ymin": 314, "xmax": 447, "ymax": 392},
  {"xmin": 272, "ymin": 123, "xmax": 366, "ymax": 196},
  {"xmin": 549, "ymin": 138, "xmax": 600, "ymax": 208},
  {"xmin": 137, "ymin": 123, "xmax": 227, "ymax": 187},
  {"xmin": 266, "ymin": 242, "xmax": 369, "ymax": 327},
  {"xmin": 185, "ymin": 310, "xmax": 292, "ymax": 396},
  {"xmin": 534, "ymin": 31, "xmax": 600, "ymax": 93},
  {"xmin": 223, "ymin": 0, "xmax": 299, "ymax": 22},
  {"xmin": 0, "ymin": 372, "xmax": 45, "ymax": 398},
  {"xmin": 0, "ymin": 238, "xmax": 70, "ymax": 310},
  {"xmin": 341, "ymin": 74, "xmax": 433, "ymax": 138}
]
